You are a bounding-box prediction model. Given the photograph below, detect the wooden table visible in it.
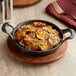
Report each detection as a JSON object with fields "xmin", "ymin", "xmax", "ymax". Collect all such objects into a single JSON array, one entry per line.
[{"xmin": 0, "ymin": 0, "xmax": 76, "ymax": 76}]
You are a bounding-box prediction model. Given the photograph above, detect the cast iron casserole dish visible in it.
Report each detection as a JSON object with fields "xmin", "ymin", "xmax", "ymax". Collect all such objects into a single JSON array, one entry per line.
[{"xmin": 2, "ymin": 20, "xmax": 75, "ymax": 56}]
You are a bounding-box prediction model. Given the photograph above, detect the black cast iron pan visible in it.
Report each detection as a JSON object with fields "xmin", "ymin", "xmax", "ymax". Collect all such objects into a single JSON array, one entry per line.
[{"xmin": 2, "ymin": 20, "xmax": 75, "ymax": 56}]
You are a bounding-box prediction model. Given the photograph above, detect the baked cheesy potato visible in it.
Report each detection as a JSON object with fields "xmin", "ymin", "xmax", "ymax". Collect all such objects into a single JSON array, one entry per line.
[{"xmin": 15, "ymin": 22, "xmax": 61, "ymax": 51}]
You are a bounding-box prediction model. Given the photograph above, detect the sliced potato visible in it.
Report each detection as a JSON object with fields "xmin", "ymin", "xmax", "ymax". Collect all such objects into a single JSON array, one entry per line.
[
  {"xmin": 48, "ymin": 36, "xmax": 61, "ymax": 46},
  {"xmin": 42, "ymin": 26, "xmax": 48, "ymax": 31},
  {"xmin": 21, "ymin": 24, "xmax": 35, "ymax": 32},
  {"xmin": 34, "ymin": 22, "xmax": 46, "ymax": 27},
  {"xmin": 47, "ymin": 40, "xmax": 53, "ymax": 49},
  {"xmin": 36, "ymin": 29, "xmax": 49, "ymax": 39},
  {"xmin": 42, "ymin": 25, "xmax": 52, "ymax": 33},
  {"xmin": 49, "ymin": 29, "xmax": 59, "ymax": 37}
]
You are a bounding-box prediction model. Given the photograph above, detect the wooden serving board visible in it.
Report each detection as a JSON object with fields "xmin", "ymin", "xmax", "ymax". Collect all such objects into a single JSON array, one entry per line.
[
  {"xmin": 7, "ymin": 37, "xmax": 68, "ymax": 64},
  {"xmin": 13, "ymin": 0, "xmax": 41, "ymax": 7}
]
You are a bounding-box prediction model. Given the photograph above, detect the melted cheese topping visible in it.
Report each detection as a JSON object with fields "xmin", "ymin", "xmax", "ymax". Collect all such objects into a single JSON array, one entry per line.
[{"xmin": 15, "ymin": 22, "xmax": 61, "ymax": 51}]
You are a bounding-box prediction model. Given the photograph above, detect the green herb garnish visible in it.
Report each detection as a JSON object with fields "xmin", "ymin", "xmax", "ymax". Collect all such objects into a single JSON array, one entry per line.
[
  {"xmin": 37, "ymin": 45, "xmax": 42, "ymax": 49},
  {"xmin": 32, "ymin": 34, "xmax": 35, "ymax": 38}
]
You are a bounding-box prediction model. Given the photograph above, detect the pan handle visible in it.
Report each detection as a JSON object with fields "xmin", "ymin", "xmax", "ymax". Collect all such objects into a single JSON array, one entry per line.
[
  {"xmin": 62, "ymin": 28, "xmax": 75, "ymax": 42},
  {"xmin": 2, "ymin": 22, "xmax": 15, "ymax": 39}
]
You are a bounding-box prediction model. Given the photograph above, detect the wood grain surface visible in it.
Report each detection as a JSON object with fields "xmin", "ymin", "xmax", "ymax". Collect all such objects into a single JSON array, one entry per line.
[
  {"xmin": 0, "ymin": 0, "xmax": 76, "ymax": 76},
  {"xmin": 13, "ymin": 0, "xmax": 41, "ymax": 7}
]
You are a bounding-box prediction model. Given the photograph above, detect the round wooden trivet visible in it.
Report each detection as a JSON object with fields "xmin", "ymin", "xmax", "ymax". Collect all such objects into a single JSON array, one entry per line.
[
  {"xmin": 13, "ymin": 0, "xmax": 41, "ymax": 7},
  {"xmin": 7, "ymin": 37, "xmax": 68, "ymax": 64}
]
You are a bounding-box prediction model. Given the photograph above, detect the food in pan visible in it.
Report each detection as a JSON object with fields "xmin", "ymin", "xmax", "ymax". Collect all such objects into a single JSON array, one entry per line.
[{"xmin": 15, "ymin": 22, "xmax": 61, "ymax": 51}]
